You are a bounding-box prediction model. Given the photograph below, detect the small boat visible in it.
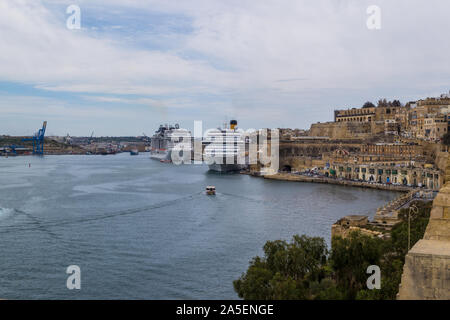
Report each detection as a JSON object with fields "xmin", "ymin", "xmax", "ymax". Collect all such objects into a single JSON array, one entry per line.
[
  {"xmin": 206, "ymin": 186, "xmax": 216, "ymax": 195},
  {"xmin": 160, "ymin": 159, "xmax": 172, "ymax": 163},
  {"xmin": 130, "ymin": 149, "xmax": 139, "ymax": 156}
]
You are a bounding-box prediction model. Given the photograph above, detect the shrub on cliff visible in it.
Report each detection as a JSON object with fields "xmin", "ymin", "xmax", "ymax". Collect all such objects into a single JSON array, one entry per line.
[
  {"xmin": 234, "ymin": 202, "xmax": 432, "ymax": 300},
  {"xmin": 233, "ymin": 235, "xmax": 331, "ymax": 300},
  {"xmin": 330, "ymin": 232, "xmax": 384, "ymax": 299}
]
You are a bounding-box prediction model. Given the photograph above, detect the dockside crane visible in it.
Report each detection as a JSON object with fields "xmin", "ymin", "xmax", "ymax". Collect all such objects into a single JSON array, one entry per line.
[
  {"xmin": 88, "ymin": 131, "xmax": 94, "ymax": 145},
  {"xmin": 22, "ymin": 121, "xmax": 47, "ymax": 155}
]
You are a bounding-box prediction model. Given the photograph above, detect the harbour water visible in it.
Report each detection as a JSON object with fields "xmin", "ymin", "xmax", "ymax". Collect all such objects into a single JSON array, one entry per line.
[{"xmin": 0, "ymin": 154, "xmax": 400, "ymax": 299}]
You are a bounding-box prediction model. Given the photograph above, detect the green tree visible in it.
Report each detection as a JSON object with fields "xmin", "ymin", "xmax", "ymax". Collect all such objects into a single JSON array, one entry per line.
[
  {"xmin": 392, "ymin": 100, "xmax": 402, "ymax": 107},
  {"xmin": 377, "ymin": 99, "xmax": 389, "ymax": 108},
  {"xmin": 363, "ymin": 101, "xmax": 376, "ymax": 109},
  {"xmin": 357, "ymin": 201, "xmax": 431, "ymax": 300},
  {"xmin": 234, "ymin": 202, "xmax": 432, "ymax": 300},
  {"xmin": 330, "ymin": 232, "xmax": 384, "ymax": 299},
  {"xmin": 391, "ymin": 201, "xmax": 431, "ymax": 257},
  {"xmin": 233, "ymin": 235, "xmax": 329, "ymax": 300}
]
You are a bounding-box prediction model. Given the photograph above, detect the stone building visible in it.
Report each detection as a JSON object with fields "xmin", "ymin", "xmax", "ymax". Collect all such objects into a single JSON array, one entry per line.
[
  {"xmin": 417, "ymin": 96, "xmax": 450, "ymax": 113},
  {"xmin": 277, "ymin": 138, "xmax": 361, "ymax": 172},
  {"xmin": 334, "ymin": 107, "xmax": 376, "ymax": 123},
  {"xmin": 331, "ymin": 215, "xmax": 383, "ymax": 239},
  {"xmin": 278, "ymin": 128, "xmax": 307, "ymax": 140},
  {"xmin": 385, "ymin": 119, "xmax": 400, "ymax": 135},
  {"xmin": 422, "ymin": 114, "xmax": 447, "ymax": 140},
  {"xmin": 327, "ymin": 142, "xmax": 435, "ymax": 167},
  {"xmin": 314, "ymin": 104, "xmax": 410, "ymax": 139},
  {"xmin": 309, "ymin": 121, "xmax": 384, "ymax": 140},
  {"xmin": 334, "ymin": 105, "xmax": 409, "ymax": 126},
  {"xmin": 360, "ymin": 143, "xmax": 424, "ymax": 159},
  {"xmin": 326, "ymin": 162, "xmax": 442, "ymax": 190},
  {"xmin": 408, "ymin": 96, "xmax": 450, "ymax": 140}
]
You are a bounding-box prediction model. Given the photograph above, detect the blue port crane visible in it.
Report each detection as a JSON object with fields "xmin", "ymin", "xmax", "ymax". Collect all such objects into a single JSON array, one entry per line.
[
  {"xmin": 4, "ymin": 145, "xmax": 18, "ymax": 155},
  {"xmin": 22, "ymin": 121, "xmax": 47, "ymax": 155}
]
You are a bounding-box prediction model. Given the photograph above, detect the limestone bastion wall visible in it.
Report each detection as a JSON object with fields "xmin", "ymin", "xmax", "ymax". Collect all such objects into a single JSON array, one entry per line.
[{"xmin": 397, "ymin": 155, "xmax": 450, "ymax": 299}]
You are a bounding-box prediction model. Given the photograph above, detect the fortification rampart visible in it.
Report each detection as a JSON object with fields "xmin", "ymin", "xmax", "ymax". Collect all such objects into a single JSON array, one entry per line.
[{"xmin": 398, "ymin": 155, "xmax": 450, "ymax": 299}]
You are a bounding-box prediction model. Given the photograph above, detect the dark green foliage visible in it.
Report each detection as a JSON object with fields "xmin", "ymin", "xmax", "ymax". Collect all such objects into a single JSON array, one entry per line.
[
  {"xmin": 391, "ymin": 201, "xmax": 432, "ymax": 257},
  {"xmin": 330, "ymin": 232, "xmax": 384, "ymax": 299},
  {"xmin": 233, "ymin": 235, "xmax": 330, "ymax": 300},
  {"xmin": 378, "ymin": 99, "xmax": 389, "ymax": 108},
  {"xmin": 363, "ymin": 101, "xmax": 376, "ymax": 109},
  {"xmin": 392, "ymin": 100, "xmax": 402, "ymax": 107},
  {"xmin": 234, "ymin": 202, "xmax": 431, "ymax": 300},
  {"xmin": 442, "ymin": 132, "xmax": 450, "ymax": 146},
  {"xmin": 377, "ymin": 99, "xmax": 402, "ymax": 108}
]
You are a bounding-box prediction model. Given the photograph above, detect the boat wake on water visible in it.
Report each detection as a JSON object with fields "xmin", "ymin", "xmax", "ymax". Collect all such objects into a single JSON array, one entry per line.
[
  {"xmin": 0, "ymin": 207, "xmax": 14, "ymax": 220},
  {"xmin": 0, "ymin": 207, "xmax": 60, "ymax": 239},
  {"xmin": 0, "ymin": 192, "xmax": 204, "ymax": 234}
]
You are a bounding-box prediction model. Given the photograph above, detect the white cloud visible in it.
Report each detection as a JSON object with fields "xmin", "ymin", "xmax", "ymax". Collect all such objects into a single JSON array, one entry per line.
[
  {"xmin": 0, "ymin": 0, "xmax": 233, "ymax": 96},
  {"xmin": 1, "ymin": 0, "xmax": 450, "ymax": 134},
  {"xmin": 2, "ymin": 0, "xmax": 449, "ymax": 96}
]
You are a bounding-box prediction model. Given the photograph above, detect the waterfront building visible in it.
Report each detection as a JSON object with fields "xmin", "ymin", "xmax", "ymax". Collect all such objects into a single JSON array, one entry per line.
[{"xmin": 326, "ymin": 162, "xmax": 442, "ymax": 190}]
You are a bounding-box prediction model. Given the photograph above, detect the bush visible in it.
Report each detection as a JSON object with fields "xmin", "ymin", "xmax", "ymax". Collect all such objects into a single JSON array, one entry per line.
[{"xmin": 234, "ymin": 202, "xmax": 431, "ymax": 300}]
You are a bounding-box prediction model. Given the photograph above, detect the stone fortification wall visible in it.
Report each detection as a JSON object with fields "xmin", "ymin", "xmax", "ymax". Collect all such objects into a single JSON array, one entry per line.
[{"xmin": 398, "ymin": 156, "xmax": 450, "ymax": 299}]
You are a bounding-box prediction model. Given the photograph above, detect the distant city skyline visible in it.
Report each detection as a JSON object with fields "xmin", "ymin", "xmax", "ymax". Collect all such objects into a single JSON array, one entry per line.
[{"xmin": 1, "ymin": 0, "xmax": 450, "ymax": 136}]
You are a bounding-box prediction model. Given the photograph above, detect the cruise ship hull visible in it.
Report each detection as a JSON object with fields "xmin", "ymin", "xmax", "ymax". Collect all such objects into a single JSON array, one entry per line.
[
  {"xmin": 150, "ymin": 124, "xmax": 190, "ymax": 163},
  {"xmin": 150, "ymin": 150, "xmax": 171, "ymax": 161},
  {"xmin": 208, "ymin": 163, "xmax": 245, "ymax": 173}
]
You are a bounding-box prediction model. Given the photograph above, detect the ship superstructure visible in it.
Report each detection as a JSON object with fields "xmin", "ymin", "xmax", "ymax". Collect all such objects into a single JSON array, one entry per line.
[
  {"xmin": 150, "ymin": 124, "xmax": 190, "ymax": 162},
  {"xmin": 203, "ymin": 120, "xmax": 246, "ymax": 172}
]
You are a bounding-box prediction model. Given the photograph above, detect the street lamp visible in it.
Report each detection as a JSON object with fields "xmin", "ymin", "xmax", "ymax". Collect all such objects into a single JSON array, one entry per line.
[{"xmin": 408, "ymin": 204, "xmax": 419, "ymax": 251}]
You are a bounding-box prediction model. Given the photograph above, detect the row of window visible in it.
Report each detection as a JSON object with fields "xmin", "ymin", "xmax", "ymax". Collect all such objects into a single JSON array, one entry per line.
[
  {"xmin": 334, "ymin": 173, "xmax": 438, "ymax": 188},
  {"xmin": 336, "ymin": 117, "xmax": 372, "ymax": 122},
  {"xmin": 336, "ymin": 167, "xmax": 438, "ymax": 178}
]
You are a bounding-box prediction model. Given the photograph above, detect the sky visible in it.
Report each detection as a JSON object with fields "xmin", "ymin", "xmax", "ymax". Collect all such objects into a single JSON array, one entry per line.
[{"xmin": 1, "ymin": 0, "xmax": 450, "ymax": 136}]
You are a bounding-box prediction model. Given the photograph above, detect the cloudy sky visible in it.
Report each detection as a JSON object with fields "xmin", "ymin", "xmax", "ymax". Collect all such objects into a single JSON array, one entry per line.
[{"xmin": 1, "ymin": 0, "xmax": 449, "ymax": 136}]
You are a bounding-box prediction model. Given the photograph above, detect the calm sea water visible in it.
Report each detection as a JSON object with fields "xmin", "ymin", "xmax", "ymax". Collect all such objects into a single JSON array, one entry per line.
[{"xmin": 0, "ymin": 153, "xmax": 400, "ymax": 299}]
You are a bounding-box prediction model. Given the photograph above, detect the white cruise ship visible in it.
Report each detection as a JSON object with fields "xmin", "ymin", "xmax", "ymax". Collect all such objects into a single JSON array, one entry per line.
[
  {"xmin": 150, "ymin": 124, "xmax": 191, "ymax": 162},
  {"xmin": 203, "ymin": 120, "xmax": 246, "ymax": 172}
]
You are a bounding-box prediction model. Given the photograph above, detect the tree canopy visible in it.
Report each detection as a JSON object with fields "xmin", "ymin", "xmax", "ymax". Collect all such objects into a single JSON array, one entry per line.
[
  {"xmin": 234, "ymin": 201, "xmax": 431, "ymax": 300},
  {"xmin": 377, "ymin": 99, "xmax": 402, "ymax": 108},
  {"xmin": 233, "ymin": 235, "xmax": 337, "ymax": 300},
  {"xmin": 362, "ymin": 101, "xmax": 376, "ymax": 109}
]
